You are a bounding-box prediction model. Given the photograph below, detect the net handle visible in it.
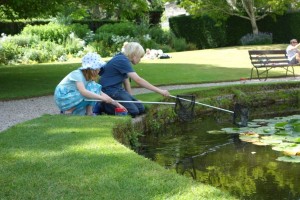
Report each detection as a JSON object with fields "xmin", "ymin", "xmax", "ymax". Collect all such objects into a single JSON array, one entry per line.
[
  {"xmin": 169, "ymin": 95, "xmax": 234, "ymax": 114},
  {"xmin": 84, "ymin": 99, "xmax": 175, "ymax": 105}
]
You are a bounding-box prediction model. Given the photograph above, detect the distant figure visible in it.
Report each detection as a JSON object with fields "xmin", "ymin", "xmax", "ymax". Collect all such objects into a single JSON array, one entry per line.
[
  {"xmin": 95, "ymin": 42, "xmax": 170, "ymax": 117},
  {"xmin": 144, "ymin": 48, "xmax": 171, "ymax": 59},
  {"xmin": 286, "ymin": 39, "xmax": 300, "ymax": 64},
  {"xmin": 54, "ymin": 52, "xmax": 126, "ymax": 115}
]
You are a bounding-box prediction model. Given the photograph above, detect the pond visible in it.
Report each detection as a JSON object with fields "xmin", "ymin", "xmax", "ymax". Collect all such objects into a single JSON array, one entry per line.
[{"xmin": 137, "ymin": 105, "xmax": 300, "ymax": 200}]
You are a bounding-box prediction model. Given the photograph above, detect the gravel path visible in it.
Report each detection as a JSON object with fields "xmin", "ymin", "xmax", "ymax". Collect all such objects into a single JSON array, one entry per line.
[{"xmin": 1, "ymin": 77, "xmax": 299, "ymax": 132}]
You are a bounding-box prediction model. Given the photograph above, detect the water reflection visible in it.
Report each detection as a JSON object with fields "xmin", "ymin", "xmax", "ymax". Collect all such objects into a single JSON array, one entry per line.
[{"xmin": 137, "ymin": 112, "xmax": 300, "ymax": 200}]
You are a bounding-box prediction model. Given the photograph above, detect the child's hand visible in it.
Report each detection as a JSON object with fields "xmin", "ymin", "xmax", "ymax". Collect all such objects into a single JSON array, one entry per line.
[
  {"xmin": 118, "ymin": 104, "xmax": 127, "ymax": 112},
  {"xmin": 160, "ymin": 89, "xmax": 170, "ymax": 97}
]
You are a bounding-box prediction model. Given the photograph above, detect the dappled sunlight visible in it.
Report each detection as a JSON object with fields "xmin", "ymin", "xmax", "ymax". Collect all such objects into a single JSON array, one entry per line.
[
  {"xmin": 0, "ymin": 105, "xmax": 238, "ymax": 199},
  {"xmin": 66, "ymin": 139, "xmax": 130, "ymax": 153},
  {"xmin": 9, "ymin": 149, "xmax": 65, "ymax": 160},
  {"xmin": 8, "ymin": 138, "xmax": 131, "ymax": 163},
  {"xmin": 47, "ymin": 127, "xmax": 111, "ymax": 135}
]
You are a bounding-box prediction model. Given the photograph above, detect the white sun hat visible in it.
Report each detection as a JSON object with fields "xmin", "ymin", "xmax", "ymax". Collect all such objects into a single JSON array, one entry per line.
[{"xmin": 79, "ymin": 52, "xmax": 106, "ymax": 70}]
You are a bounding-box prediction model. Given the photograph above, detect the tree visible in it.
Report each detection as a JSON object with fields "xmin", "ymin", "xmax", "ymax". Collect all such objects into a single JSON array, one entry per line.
[
  {"xmin": 0, "ymin": 0, "xmax": 149, "ymax": 22},
  {"xmin": 79, "ymin": 0, "xmax": 149, "ymax": 21},
  {"xmin": 0, "ymin": 0, "xmax": 67, "ymax": 20},
  {"xmin": 179, "ymin": 0, "xmax": 300, "ymax": 34}
]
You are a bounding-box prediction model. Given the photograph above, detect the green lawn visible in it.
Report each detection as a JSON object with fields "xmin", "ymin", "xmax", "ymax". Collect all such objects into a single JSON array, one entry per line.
[
  {"xmin": 0, "ymin": 44, "xmax": 293, "ymax": 199},
  {"xmin": 0, "ymin": 44, "xmax": 293, "ymax": 100},
  {"xmin": 0, "ymin": 115, "xmax": 237, "ymax": 200}
]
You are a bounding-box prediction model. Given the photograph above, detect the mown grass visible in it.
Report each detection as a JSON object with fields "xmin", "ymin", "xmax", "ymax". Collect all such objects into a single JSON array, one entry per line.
[
  {"xmin": 0, "ymin": 44, "xmax": 295, "ymax": 100},
  {"xmin": 0, "ymin": 44, "xmax": 295, "ymax": 199},
  {"xmin": 0, "ymin": 115, "xmax": 237, "ymax": 200}
]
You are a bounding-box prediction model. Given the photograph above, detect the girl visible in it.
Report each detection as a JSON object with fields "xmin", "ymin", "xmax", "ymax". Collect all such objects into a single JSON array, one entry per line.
[{"xmin": 54, "ymin": 52, "xmax": 126, "ymax": 115}]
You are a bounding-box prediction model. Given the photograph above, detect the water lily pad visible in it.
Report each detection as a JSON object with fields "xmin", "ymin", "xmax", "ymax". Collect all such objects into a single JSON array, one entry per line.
[
  {"xmin": 294, "ymin": 137, "xmax": 300, "ymax": 143},
  {"xmin": 275, "ymin": 122, "xmax": 288, "ymax": 130},
  {"xmin": 221, "ymin": 127, "xmax": 241, "ymax": 134},
  {"xmin": 250, "ymin": 126, "xmax": 277, "ymax": 135},
  {"xmin": 276, "ymin": 156, "xmax": 300, "ymax": 163},
  {"xmin": 275, "ymin": 130, "xmax": 290, "ymax": 136},
  {"xmin": 283, "ymin": 136, "xmax": 299, "ymax": 143},
  {"xmin": 239, "ymin": 135, "xmax": 261, "ymax": 143},
  {"xmin": 252, "ymin": 141, "xmax": 268, "ymax": 146},
  {"xmin": 293, "ymin": 124, "xmax": 300, "ymax": 134},
  {"xmin": 261, "ymin": 135, "xmax": 284, "ymax": 140},
  {"xmin": 247, "ymin": 122, "xmax": 262, "ymax": 128},
  {"xmin": 260, "ymin": 138, "xmax": 282, "ymax": 145},
  {"xmin": 240, "ymin": 132, "xmax": 259, "ymax": 137},
  {"xmin": 262, "ymin": 127, "xmax": 277, "ymax": 134},
  {"xmin": 272, "ymin": 142, "xmax": 295, "ymax": 152},
  {"xmin": 288, "ymin": 119, "xmax": 300, "ymax": 124},
  {"xmin": 207, "ymin": 130, "xmax": 227, "ymax": 134},
  {"xmin": 282, "ymin": 144, "xmax": 300, "ymax": 156}
]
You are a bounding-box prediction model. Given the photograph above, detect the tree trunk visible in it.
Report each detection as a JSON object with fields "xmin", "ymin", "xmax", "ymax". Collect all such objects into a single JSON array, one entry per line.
[
  {"xmin": 241, "ymin": 0, "xmax": 259, "ymax": 34},
  {"xmin": 250, "ymin": 17, "xmax": 259, "ymax": 34}
]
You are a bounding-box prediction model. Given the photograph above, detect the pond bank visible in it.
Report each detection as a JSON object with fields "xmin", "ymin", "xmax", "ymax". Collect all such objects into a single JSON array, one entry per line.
[{"xmin": 0, "ymin": 76, "xmax": 299, "ymax": 132}]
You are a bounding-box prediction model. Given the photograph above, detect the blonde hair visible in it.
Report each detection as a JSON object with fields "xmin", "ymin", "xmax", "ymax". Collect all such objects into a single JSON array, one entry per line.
[
  {"xmin": 81, "ymin": 69, "xmax": 99, "ymax": 81},
  {"xmin": 123, "ymin": 42, "xmax": 145, "ymax": 60}
]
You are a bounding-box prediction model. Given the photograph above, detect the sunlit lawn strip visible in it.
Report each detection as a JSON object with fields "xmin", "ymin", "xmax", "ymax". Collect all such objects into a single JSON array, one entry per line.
[
  {"xmin": 0, "ymin": 44, "xmax": 294, "ymax": 100},
  {"xmin": 0, "ymin": 115, "xmax": 237, "ymax": 199}
]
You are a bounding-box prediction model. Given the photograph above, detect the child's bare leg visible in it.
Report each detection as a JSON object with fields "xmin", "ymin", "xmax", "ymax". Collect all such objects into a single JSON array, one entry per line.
[
  {"xmin": 86, "ymin": 106, "xmax": 93, "ymax": 115},
  {"xmin": 64, "ymin": 107, "xmax": 75, "ymax": 114},
  {"xmin": 296, "ymin": 53, "xmax": 300, "ymax": 63}
]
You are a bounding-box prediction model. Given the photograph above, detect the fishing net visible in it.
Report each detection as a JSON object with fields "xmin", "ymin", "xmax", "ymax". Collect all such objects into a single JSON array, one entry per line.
[
  {"xmin": 174, "ymin": 95, "xmax": 195, "ymax": 122},
  {"xmin": 233, "ymin": 103, "xmax": 249, "ymax": 127}
]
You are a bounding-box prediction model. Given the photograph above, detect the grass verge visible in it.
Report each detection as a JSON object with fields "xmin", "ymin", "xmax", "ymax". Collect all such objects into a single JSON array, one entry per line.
[
  {"xmin": 0, "ymin": 115, "xmax": 236, "ymax": 200},
  {"xmin": 0, "ymin": 44, "xmax": 296, "ymax": 100}
]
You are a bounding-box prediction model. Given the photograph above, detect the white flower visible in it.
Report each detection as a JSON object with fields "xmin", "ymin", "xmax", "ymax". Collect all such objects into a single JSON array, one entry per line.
[{"xmin": 69, "ymin": 32, "xmax": 75, "ymax": 39}]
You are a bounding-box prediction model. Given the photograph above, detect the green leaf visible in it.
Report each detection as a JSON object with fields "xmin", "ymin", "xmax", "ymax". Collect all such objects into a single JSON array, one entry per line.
[
  {"xmin": 275, "ymin": 122, "xmax": 288, "ymax": 129},
  {"xmin": 276, "ymin": 156, "xmax": 300, "ymax": 163},
  {"xmin": 207, "ymin": 130, "xmax": 227, "ymax": 134}
]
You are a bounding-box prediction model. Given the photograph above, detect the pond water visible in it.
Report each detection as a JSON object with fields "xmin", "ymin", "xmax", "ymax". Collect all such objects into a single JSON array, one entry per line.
[{"xmin": 137, "ymin": 107, "xmax": 300, "ymax": 200}]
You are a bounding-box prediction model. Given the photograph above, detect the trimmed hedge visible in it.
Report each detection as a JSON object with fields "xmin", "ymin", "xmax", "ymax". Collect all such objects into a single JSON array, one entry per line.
[
  {"xmin": 169, "ymin": 15, "xmax": 226, "ymax": 49},
  {"xmin": 169, "ymin": 12, "xmax": 300, "ymax": 48}
]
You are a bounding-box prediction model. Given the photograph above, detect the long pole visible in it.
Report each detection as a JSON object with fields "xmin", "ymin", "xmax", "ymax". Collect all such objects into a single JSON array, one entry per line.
[
  {"xmin": 169, "ymin": 95, "xmax": 234, "ymax": 114},
  {"xmin": 84, "ymin": 99, "xmax": 175, "ymax": 105}
]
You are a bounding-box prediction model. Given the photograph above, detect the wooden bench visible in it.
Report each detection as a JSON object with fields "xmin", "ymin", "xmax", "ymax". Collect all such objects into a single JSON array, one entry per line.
[{"xmin": 248, "ymin": 50, "xmax": 299, "ymax": 81}]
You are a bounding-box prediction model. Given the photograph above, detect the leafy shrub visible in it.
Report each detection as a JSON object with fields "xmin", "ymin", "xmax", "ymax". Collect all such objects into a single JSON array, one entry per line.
[
  {"xmin": 22, "ymin": 48, "xmax": 51, "ymax": 63},
  {"xmin": 33, "ymin": 41, "xmax": 65, "ymax": 61},
  {"xmin": 186, "ymin": 42, "xmax": 198, "ymax": 51},
  {"xmin": 6, "ymin": 34, "xmax": 40, "ymax": 47},
  {"xmin": 0, "ymin": 38, "xmax": 20, "ymax": 64},
  {"xmin": 172, "ymin": 37, "xmax": 188, "ymax": 52},
  {"xmin": 22, "ymin": 23, "xmax": 68, "ymax": 44},
  {"xmin": 69, "ymin": 23, "xmax": 90, "ymax": 39},
  {"xmin": 83, "ymin": 30, "xmax": 95, "ymax": 44},
  {"xmin": 149, "ymin": 25, "xmax": 172, "ymax": 45},
  {"xmin": 240, "ymin": 32, "xmax": 273, "ymax": 45},
  {"xmin": 64, "ymin": 33, "xmax": 85, "ymax": 55},
  {"xmin": 88, "ymin": 41, "xmax": 112, "ymax": 57},
  {"xmin": 22, "ymin": 22, "xmax": 90, "ymax": 44}
]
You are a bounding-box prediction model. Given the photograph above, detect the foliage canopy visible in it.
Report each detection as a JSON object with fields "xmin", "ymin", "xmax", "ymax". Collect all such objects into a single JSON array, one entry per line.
[{"xmin": 179, "ymin": 0, "xmax": 300, "ymax": 33}]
